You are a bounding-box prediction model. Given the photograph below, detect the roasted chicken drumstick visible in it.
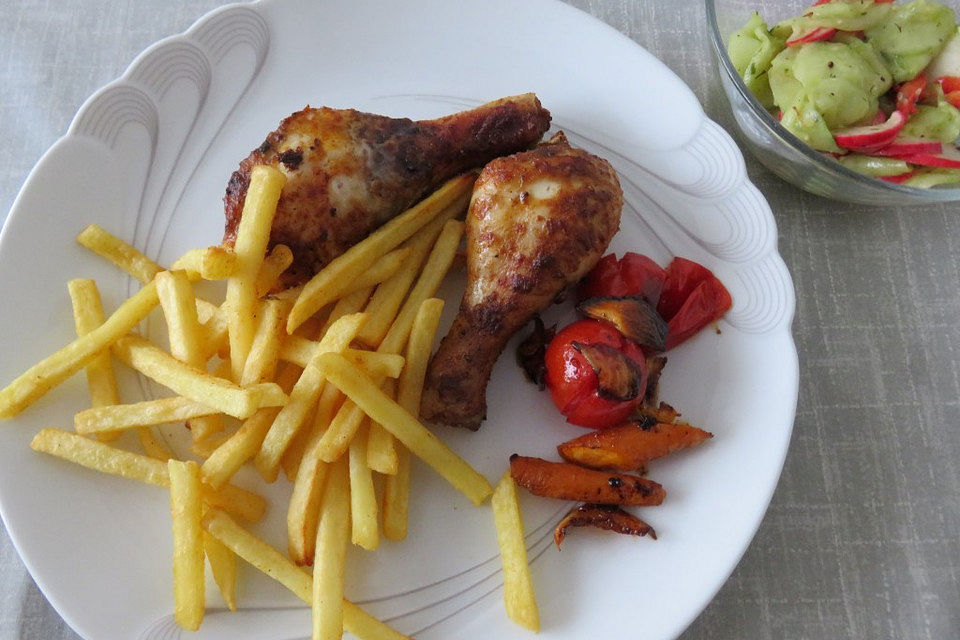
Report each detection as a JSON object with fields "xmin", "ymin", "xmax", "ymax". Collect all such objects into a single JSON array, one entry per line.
[
  {"xmin": 421, "ymin": 132, "xmax": 623, "ymax": 430},
  {"xmin": 223, "ymin": 94, "xmax": 551, "ymax": 285}
]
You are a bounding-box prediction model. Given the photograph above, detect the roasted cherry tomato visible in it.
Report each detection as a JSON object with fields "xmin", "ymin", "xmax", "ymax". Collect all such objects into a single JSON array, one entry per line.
[
  {"xmin": 544, "ymin": 319, "xmax": 648, "ymax": 429},
  {"xmin": 657, "ymin": 257, "xmax": 715, "ymax": 321},
  {"xmin": 579, "ymin": 252, "xmax": 666, "ymax": 305},
  {"xmin": 658, "ymin": 258, "xmax": 733, "ymax": 350}
]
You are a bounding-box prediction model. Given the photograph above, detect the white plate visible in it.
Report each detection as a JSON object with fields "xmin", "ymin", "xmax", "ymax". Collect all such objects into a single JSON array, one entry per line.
[{"xmin": 0, "ymin": 1, "xmax": 798, "ymax": 639}]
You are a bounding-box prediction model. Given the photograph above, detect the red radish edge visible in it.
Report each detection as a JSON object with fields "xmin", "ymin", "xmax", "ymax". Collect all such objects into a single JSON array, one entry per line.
[
  {"xmin": 902, "ymin": 147, "xmax": 960, "ymax": 169},
  {"xmin": 879, "ymin": 172, "xmax": 917, "ymax": 184},
  {"xmin": 872, "ymin": 139, "xmax": 943, "ymax": 158},
  {"xmin": 787, "ymin": 26, "xmax": 837, "ymax": 46},
  {"xmin": 834, "ymin": 111, "xmax": 906, "ymax": 153}
]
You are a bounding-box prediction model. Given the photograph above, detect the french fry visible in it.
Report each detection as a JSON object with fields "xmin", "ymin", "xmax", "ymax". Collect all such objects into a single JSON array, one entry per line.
[
  {"xmin": 0, "ymin": 282, "xmax": 159, "ymax": 419},
  {"xmin": 156, "ymin": 270, "xmax": 205, "ymax": 363},
  {"xmin": 378, "ymin": 219, "xmax": 463, "ymax": 355},
  {"xmin": 316, "ymin": 220, "xmax": 463, "ymax": 461},
  {"xmin": 29, "ymin": 429, "xmax": 264, "ymax": 521},
  {"xmin": 240, "ymin": 298, "xmax": 286, "ymax": 385},
  {"xmin": 201, "ymin": 363, "xmax": 302, "ymax": 490},
  {"xmin": 76, "ymin": 224, "xmax": 162, "ymax": 285},
  {"xmin": 255, "ymin": 313, "xmax": 367, "ymax": 482},
  {"xmin": 317, "ymin": 353, "xmax": 492, "ymax": 505},
  {"xmin": 280, "ymin": 416, "xmax": 313, "ymax": 483},
  {"xmin": 74, "ymin": 396, "xmax": 218, "ymax": 433},
  {"xmin": 67, "ymin": 279, "xmax": 122, "ymax": 442},
  {"xmin": 349, "ymin": 423, "xmax": 379, "ymax": 550},
  {"xmin": 137, "ymin": 427, "xmax": 175, "ymax": 461},
  {"xmin": 203, "ymin": 483, "xmax": 267, "ymax": 524},
  {"xmin": 202, "ymin": 406, "xmax": 279, "ymax": 486},
  {"xmin": 313, "ymin": 456, "xmax": 351, "ymax": 640},
  {"xmin": 225, "ymin": 164, "xmax": 286, "ymax": 379},
  {"xmin": 171, "ymin": 246, "xmax": 237, "ymax": 281},
  {"xmin": 287, "ymin": 382, "xmax": 342, "ymax": 564},
  {"xmin": 189, "ymin": 414, "xmax": 226, "ymax": 446},
  {"xmin": 288, "ymin": 173, "xmax": 475, "ymax": 333},
  {"xmin": 270, "ymin": 284, "xmax": 303, "ymax": 301},
  {"xmin": 190, "ymin": 431, "xmax": 234, "ymax": 459},
  {"xmin": 316, "ymin": 402, "xmax": 367, "ymax": 463},
  {"xmin": 281, "ymin": 338, "xmax": 405, "ymax": 378},
  {"xmin": 202, "ymin": 510, "xmax": 411, "ymax": 640},
  {"xmin": 296, "ymin": 293, "xmax": 377, "ymax": 465},
  {"xmin": 196, "ymin": 300, "xmax": 230, "ymax": 361},
  {"xmin": 383, "ymin": 298, "xmax": 444, "ymax": 541},
  {"xmin": 112, "ymin": 335, "xmax": 280, "ymax": 419},
  {"xmin": 336, "ymin": 247, "xmax": 410, "ymax": 300},
  {"xmin": 156, "ymin": 269, "xmax": 226, "ymax": 441},
  {"xmin": 250, "ymin": 381, "xmax": 288, "ymax": 407},
  {"xmin": 169, "ymin": 460, "xmax": 205, "ymax": 631},
  {"xmin": 356, "ymin": 198, "xmax": 464, "ymax": 347},
  {"xmin": 255, "ymin": 244, "xmax": 294, "ymax": 297},
  {"xmin": 366, "ymin": 378, "xmax": 397, "ymax": 475},
  {"xmin": 31, "ymin": 428, "xmax": 169, "ymax": 485},
  {"xmin": 203, "ymin": 531, "xmax": 237, "ymax": 611},
  {"xmin": 491, "ymin": 473, "xmax": 540, "ymax": 633},
  {"xmin": 320, "ymin": 286, "xmax": 373, "ymax": 335},
  {"xmin": 295, "ymin": 313, "xmax": 328, "ymax": 340}
]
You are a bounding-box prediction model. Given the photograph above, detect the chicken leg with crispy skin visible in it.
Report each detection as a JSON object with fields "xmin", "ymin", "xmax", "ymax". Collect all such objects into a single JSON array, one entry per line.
[
  {"xmin": 223, "ymin": 94, "xmax": 551, "ymax": 286},
  {"xmin": 421, "ymin": 132, "xmax": 623, "ymax": 430}
]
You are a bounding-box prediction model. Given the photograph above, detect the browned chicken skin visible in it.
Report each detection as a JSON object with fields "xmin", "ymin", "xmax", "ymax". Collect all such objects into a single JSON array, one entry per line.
[
  {"xmin": 223, "ymin": 94, "xmax": 551, "ymax": 284},
  {"xmin": 421, "ymin": 132, "xmax": 623, "ymax": 430}
]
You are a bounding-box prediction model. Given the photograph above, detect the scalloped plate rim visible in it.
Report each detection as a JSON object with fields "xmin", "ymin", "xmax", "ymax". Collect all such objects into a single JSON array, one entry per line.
[{"xmin": 0, "ymin": 1, "xmax": 799, "ymax": 639}]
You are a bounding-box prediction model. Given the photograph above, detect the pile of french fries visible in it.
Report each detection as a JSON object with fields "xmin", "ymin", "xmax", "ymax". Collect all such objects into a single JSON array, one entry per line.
[{"xmin": 0, "ymin": 167, "xmax": 541, "ymax": 637}]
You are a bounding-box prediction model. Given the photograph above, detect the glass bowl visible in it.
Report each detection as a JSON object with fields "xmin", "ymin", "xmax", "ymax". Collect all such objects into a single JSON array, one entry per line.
[{"xmin": 706, "ymin": 0, "xmax": 960, "ymax": 205}]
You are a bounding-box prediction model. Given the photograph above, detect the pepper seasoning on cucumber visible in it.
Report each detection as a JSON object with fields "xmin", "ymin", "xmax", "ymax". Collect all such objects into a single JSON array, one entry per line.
[{"xmin": 729, "ymin": 0, "xmax": 960, "ymax": 187}]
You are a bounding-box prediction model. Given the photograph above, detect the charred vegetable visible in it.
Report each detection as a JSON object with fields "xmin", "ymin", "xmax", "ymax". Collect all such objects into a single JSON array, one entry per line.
[
  {"xmin": 509, "ymin": 455, "xmax": 665, "ymax": 506},
  {"xmin": 516, "ymin": 316, "xmax": 555, "ymax": 389},
  {"xmin": 644, "ymin": 356, "xmax": 667, "ymax": 407},
  {"xmin": 571, "ymin": 341, "xmax": 645, "ymax": 402},
  {"xmin": 544, "ymin": 319, "xmax": 648, "ymax": 429},
  {"xmin": 577, "ymin": 296, "xmax": 668, "ymax": 351},
  {"xmin": 554, "ymin": 503, "xmax": 657, "ymax": 549},
  {"xmin": 638, "ymin": 401, "xmax": 681, "ymax": 425},
  {"xmin": 557, "ymin": 420, "xmax": 713, "ymax": 472}
]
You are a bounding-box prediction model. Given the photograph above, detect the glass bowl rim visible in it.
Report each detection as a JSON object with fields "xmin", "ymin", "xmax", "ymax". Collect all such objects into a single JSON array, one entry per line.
[{"xmin": 703, "ymin": 0, "xmax": 960, "ymax": 202}]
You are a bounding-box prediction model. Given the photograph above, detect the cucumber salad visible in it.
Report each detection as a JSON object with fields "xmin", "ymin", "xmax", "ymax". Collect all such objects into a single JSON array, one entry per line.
[{"xmin": 729, "ymin": 0, "xmax": 960, "ymax": 188}]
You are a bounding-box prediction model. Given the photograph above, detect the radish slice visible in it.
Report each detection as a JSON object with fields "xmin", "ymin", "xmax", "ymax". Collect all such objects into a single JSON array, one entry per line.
[
  {"xmin": 834, "ymin": 111, "xmax": 906, "ymax": 153},
  {"xmin": 786, "ymin": 26, "xmax": 837, "ymax": 46},
  {"xmin": 872, "ymin": 139, "xmax": 943, "ymax": 158},
  {"xmin": 902, "ymin": 146, "xmax": 960, "ymax": 169},
  {"xmin": 879, "ymin": 172, "xmax": 917, "ymax": 184}
]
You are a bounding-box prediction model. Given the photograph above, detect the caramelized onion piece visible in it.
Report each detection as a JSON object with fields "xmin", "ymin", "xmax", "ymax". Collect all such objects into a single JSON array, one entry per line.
[
  {"xmin": 636, "ymin": 401, "xmax": 681, "ymax": 425},
  {"xmin": 577, "ymin": 296, "xmax": 668, "ymax": 351},
  {"xmin": 516, "ymin": 315, "xmax": 555, "ymax": 390},
  {"xmin": 643, "ymin": 356, "xmax": 667, "ymax": 406},
  {"xmin": 554, "ymin": 503, "xmax": 657, "ymax": 549},
  {"xmin": 571, "ymin": 341, "xmax": 643, "ymax": 402}
]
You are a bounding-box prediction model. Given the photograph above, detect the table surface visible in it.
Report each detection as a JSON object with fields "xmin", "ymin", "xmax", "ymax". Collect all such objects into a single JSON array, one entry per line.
[{"xmin": 1, "ymin": 1, "xmax": 958, "ymax": 639}]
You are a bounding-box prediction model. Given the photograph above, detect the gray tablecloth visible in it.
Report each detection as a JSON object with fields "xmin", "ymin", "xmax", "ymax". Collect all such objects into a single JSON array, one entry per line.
[{"xmin": 1, "ymin": 1, "xmax": 957, "ymax": 639}]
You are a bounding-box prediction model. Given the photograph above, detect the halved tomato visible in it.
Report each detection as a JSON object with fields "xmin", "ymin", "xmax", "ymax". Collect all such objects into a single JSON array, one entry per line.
[{"xmin": 544, "ymin": 319, "xmax": 648, "ymax": 429}]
